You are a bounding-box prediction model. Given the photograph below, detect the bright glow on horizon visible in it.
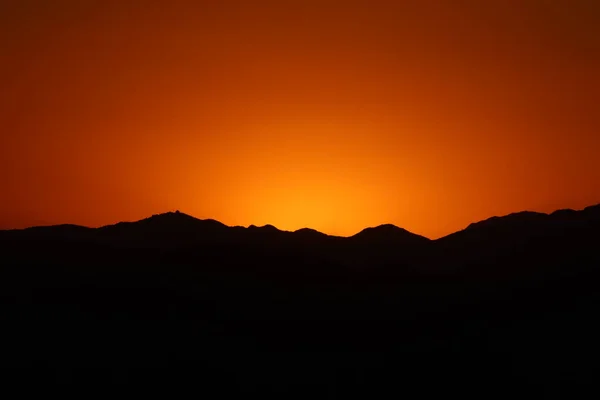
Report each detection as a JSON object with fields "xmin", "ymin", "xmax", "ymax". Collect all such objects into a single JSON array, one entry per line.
[{"xmin": 1, "ymin": 1, "xmax": 599, "ymax": 239}]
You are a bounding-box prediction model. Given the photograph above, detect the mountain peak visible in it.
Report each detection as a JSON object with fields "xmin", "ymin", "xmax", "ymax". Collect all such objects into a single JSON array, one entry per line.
[
  {"xmin": 354, "ymin": 224, "xmax": 406, "ymax": 236},
  {"xmin": 100, "ymin": 211, "xmax": 228, "ymax": 235},
  {"xmin": 351, "ymin": 224, "xmax": 429, "ymax": 243},
  {"xmin": 141, "ymin": 211, "xmax": 219, "ymax": 227},
  {"xmin": 248, "ymin": 224, "xmax": 280, "ymax": 232},
  {"xmin": 143, "ymin": 210, "xmax": 196, "ymax": 222},
  {"xmin": 294, "ymin": 227, "xmax": 328, "ymax": 238}
]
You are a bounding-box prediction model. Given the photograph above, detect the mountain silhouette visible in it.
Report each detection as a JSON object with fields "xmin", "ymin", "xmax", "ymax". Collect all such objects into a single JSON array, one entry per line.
[
  {"xmin": 1, "ymin": 203, "xmax": 600, "ymax": 396},
  {"xmin": 438, "ymin": 205, "xmax": 600, "ymax": 255},
  {"xmin": 351, "ymin": 223, "xmax": 429, "ymax": 243},
  {"xmin": 293, "ymin": 227, "xmax": 330, "ymax": 238},
  {"xmin": 247, "ymin": 224, "xmax": 281, "ymax": 234},
  {"xmin": 12, "ymin": 204, "xmax": 598, "ymax": 244},
  {"xmin": 101, "ymin": 211, "xmax": 227, "ymax": 235}
]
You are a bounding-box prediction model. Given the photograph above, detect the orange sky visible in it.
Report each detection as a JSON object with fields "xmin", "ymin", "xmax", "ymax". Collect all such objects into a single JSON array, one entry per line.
[{"xmin": 1, "ymin": 0, "xmax": 599, "ymax": 238}]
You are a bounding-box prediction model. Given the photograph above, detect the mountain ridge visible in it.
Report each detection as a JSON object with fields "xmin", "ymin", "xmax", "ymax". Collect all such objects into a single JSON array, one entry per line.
[
  {"xmin": 2, "ymin": 203, "xmax": 600, "ymax": 395},
  {"xmin": 3, "ymin": 203, "xmax": 598, "ymax": 241}
]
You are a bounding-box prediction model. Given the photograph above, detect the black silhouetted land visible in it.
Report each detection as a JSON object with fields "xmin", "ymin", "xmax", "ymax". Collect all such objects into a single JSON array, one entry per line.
[{"xmin": 1, "ymin": 204, "xmax": 600, "ymax": 397}]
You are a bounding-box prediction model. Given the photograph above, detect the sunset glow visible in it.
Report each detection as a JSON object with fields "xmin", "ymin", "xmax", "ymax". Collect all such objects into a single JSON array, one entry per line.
[{"xmin": 1, "ymin": 0, "xmax": 599, "ymax": 238}]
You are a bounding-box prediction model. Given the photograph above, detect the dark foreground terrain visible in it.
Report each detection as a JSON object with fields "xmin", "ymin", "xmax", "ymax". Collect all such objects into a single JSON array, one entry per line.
[{"xmin": 1, "ymin": 205, "xmax": 599, "ymax": 397}]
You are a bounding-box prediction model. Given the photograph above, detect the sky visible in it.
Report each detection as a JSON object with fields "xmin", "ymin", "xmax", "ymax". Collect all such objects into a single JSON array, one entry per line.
[{"xmin": 1, "ymin": 0, "xmax": 599, "ymax": 239}]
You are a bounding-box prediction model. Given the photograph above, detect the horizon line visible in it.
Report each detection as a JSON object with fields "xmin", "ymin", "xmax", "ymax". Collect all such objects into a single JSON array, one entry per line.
[{"xmin": 2, "ymin": 202, "xmax": 598, "ymax": 241}]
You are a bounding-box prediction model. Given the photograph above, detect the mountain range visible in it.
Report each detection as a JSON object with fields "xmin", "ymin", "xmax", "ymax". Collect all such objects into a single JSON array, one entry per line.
[
  {"xmin": 7, "ymin": 202, "xmax": 600, "ymax": 237},
  {"xmin": 5, "ymin": 203, "xmax": 599, "ymax": 250},
  {"xmin": 1, "ymin": 203, "xmax": 599, "ymax": 396}
]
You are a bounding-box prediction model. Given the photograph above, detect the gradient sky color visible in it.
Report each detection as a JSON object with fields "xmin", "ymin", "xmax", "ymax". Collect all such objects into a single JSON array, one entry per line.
[{"xmin": 1, "ymin": 0, "xmax": 599, "ymax": 238}]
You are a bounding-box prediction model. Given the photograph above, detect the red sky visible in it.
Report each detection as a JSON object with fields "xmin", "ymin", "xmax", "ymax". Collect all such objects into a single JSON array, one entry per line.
[{"xmin": 1, "ymin": 0, "xmax": 599, "ymax": 238}]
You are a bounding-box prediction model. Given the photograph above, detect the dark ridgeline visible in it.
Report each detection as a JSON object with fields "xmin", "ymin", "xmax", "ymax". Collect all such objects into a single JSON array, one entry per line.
[{"xmin": 1, "ymin": 204, "xmax": 599, "ymax": 397}]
